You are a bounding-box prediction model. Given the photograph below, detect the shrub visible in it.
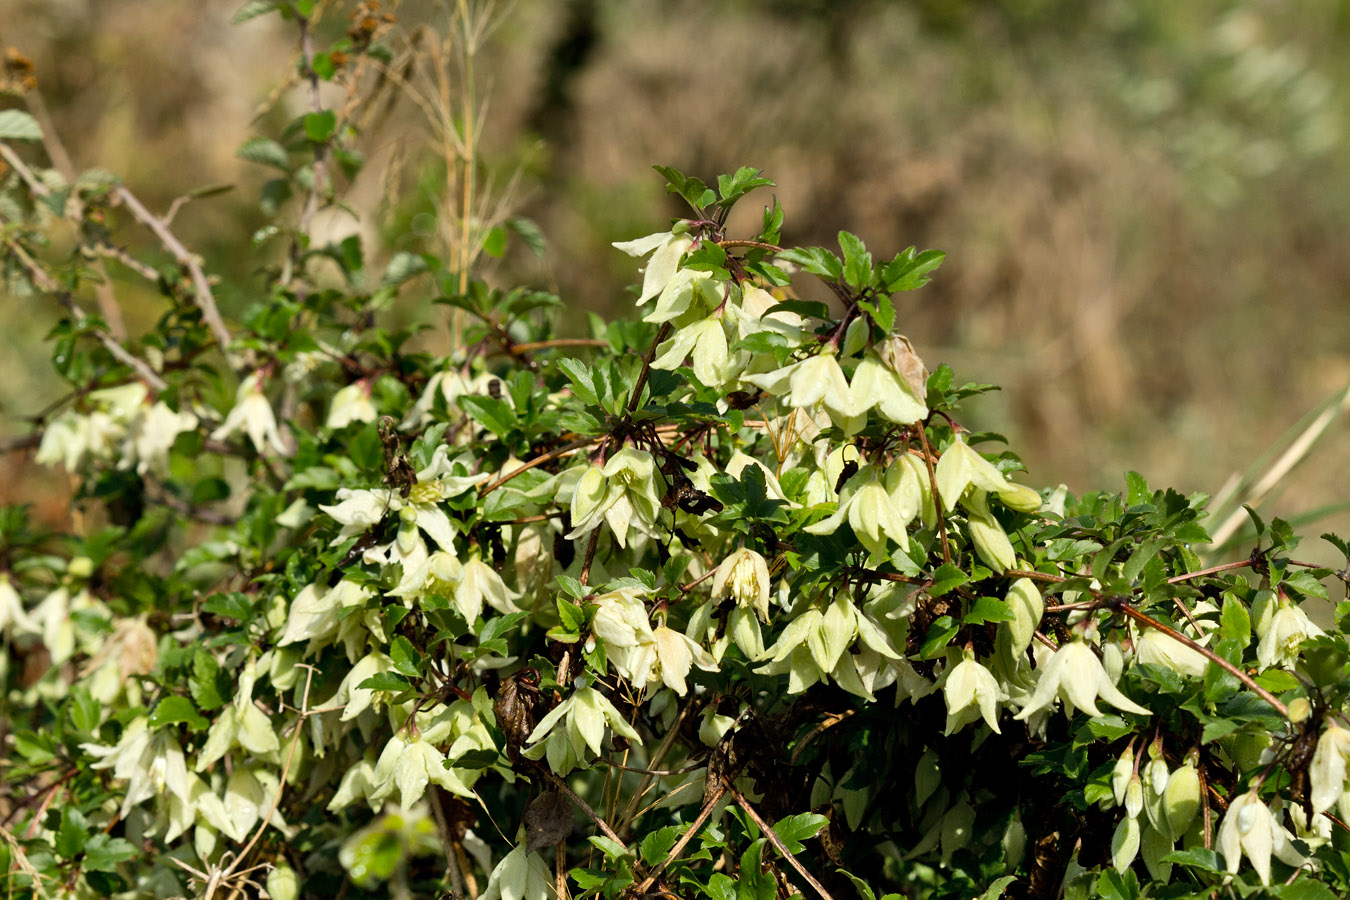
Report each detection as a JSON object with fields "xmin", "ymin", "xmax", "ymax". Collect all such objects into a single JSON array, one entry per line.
[{"xmin": 3, "ymin": 5, "xmax": 1350, "ymax": 900}]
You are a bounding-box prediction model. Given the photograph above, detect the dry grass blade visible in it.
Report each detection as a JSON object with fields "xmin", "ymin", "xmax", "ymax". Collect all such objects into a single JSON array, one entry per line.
[{"xmin": 1207, "ymin": 382, "xmax": 1350, "ymax": 550}]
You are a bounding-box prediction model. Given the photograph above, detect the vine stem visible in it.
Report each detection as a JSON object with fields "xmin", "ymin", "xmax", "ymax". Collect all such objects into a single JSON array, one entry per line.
[
  {"xmin": 915, "ymin": 431, "xmax": 950, "ymax": 563},
  {"xmin": 631, "ymin": 785, "xmax": 725, "ymax": 894},
  {"xmin": 542, "ymin": 770, "xmax": 628, "ymax": 851},
  {"xmin": 479, "ymin": 436, "xmax": 601, "ymax": 495},
  {"xmin": 723, "ymin": 779, "xmax": 837, "ymax": 900},
  {"xmin": 1118, "ymin": 604, "xmax": 1289, "ymax": 719}
]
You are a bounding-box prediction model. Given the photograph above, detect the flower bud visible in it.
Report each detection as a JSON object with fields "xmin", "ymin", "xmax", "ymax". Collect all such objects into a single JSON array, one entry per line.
[
  {"xmin": 1163, "ymin": 761, "xmax": 1202, "ymax": 841},
  {"xmin": 1112, "ymin": 746, "xmax": 1135, "ymax": 805},
  {"xmin": 1112, "ymin": 815, "xmax": 1141, "ymax": 873}
]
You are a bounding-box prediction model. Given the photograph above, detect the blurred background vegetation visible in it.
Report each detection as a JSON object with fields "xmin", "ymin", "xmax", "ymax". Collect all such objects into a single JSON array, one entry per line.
[{"xmin": 3, "ymin": 0, "xmax": 1349, "ymax": 565}]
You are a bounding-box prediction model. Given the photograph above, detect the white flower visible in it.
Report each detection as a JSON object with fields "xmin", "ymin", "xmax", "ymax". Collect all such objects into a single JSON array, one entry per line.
[
  {"xmin": 195, "ymin": 660, "xmax": 280, "ymax": 771},
  {"xmin": 125, "ymin": 400, "xmax": 197, "ymax": 475},
  {"xmin": 370, "ymin": 735, "xmax": 475, "ymax": 808},
  {"xmin": 81, "ymin": 719, "xmax": 192, "ymax": 818},
  {"xmin": 650, "ymin": 624, "xmax": 718, "ymax": 695},
  {"xmin": 565, "ymin": 448, "xmax": 663, "ymax": 549},
  {"xmin": 849, "ymin": 352, "xmax": 927, "ymax": 425},
  {"xmin": 211, "ymin": 369, "xmax": 289, "ymax": 455},
  {"xmin": 612, "ymin": 230, "xmax": 693, "ymax": 306},
  {"xmin": 1217, "ymin": 790, "xmax": 1306, "ymax": 885},
  {"xmin": 742, "ymin": 351, "xmax": 861, "ymax": 431},
  {"xmin": 0, "ymin": 574, "xmax": 35, "ymax": 636},
  {"xmin": 1256, "ymin": 599, "xmax": 1323, "ymax": 668},
  {"xmin": 1311, "ymin": 724, "xmax": 1350, "ymax": 814},
  {"xmin": 327, "ymin": 380, "xmax": 378, "ymax": 429},
  {"xmin": 480, "ymin": 844, "xmax": 556, "ymax": 900},
  {"xmin": 1135, "ymin": 628, "xmax": 1210, "ymax": 678},
  {"xmin": 712, "ymin": 548, "xmax": 772, "ymax": 622},
  {"xmin": 524, "ymin": 686, "xmax": 641, "ymax": 770},
  {"xmin": 1013, "ymin": 639, "xmax": 1151, "ymax": 720},
  {"xmin": 650, "ymin": 315, "xmax": 731, "ymax": 387},
  {"xmin": 935, "ymin": 436, "xmax": 1041, "ymax": 513},
  {"xmin": 943, "ymin": 652, "xmax": 1006, "ymax": 734},
  {"xmin": 804, "ymin": 464, "xmax": 916, "ymax": 557}
]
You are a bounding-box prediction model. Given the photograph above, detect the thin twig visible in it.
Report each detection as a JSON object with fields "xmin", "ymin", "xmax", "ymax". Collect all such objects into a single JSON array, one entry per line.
[
  {"xmin": 723, "ymin": 779, "xmax": 836, "ymax": 900},
  {"xmin": 113, "ymin": 185, "xmax": 234, "ymax": 357},
  {"xmin": 1119, "ymin": 604, "xmax": 1289, "ymax": 719},
  {"xmin": 5, "ymin": 238, "xmax": 167, "ymax": 391},
  {"xmin": 632, "ymin": 786, "xmax": 725, "ymax": 894},
  {"xmin": 916, "ymin": 430, "xmax": 950, "ymax": 563},
  {"xmin": 542, "ymin": 770, "xmax": 627, "ymax": 850},
  {"xmin": 479, "ymin": 436, "xmax": 599, "ymax": 495}
]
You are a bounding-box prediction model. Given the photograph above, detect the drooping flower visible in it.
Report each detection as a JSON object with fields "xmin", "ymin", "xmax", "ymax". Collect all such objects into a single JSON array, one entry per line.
[
  {"xmin": 612, "ymin": 229, "xmax": 693, "ymax": 307},
  {"xmin": 742, "ymin": 350, "xmax": 861, "ymax": 431},
  {"xmin": 327, "ymin": 380, "xmax": 378, "ymax": 429},
  {"xmin": 211, "ymin": 369, "xmax": 289, "ymax": 456},
  {"xmin": 1310, "ymin": 724, "xmax": 1350, "ymax": 814},
  {"xmin": 1013, "ymin": 639, "xmax": 1151, "ymax": 720},
  {"xmin": 1256, "ymin": 598, "xmax": 1324, "ymax": 668},
  {"xmin": 935, "ymin": 435, "xmax": 1041, "ymax": 513},
  {"xmin": 712, "ymin": 548, "xmax": 773, "ymax": 622},
  {"xmin": 943, "ymin": 651, "xmax": 1006, "ymax": 734},
  {"xmin": 1216, "ymin": 790, "xmax": 1306, "ymax": 885}
]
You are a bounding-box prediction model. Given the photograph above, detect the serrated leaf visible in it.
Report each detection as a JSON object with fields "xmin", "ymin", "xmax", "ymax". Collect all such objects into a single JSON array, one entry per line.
[
  {"xmin": 640, "ymin": 825, "xmax": 682, "ymax": 866},
  {"xmin": 963, "ymin": 596, "xmax": 1013, "ymax": 625},
  {"xmin": 149, "ymin": 696, "xmax": 208, "ymax": 731},
  {"xmin": 389, "ymin": 635, "xmax": 421, "ymax": 677},
  {"xmin": 0, "ymin": 109, "xmax": 42, "ymax": 141},
  {"xmin": 231, "ymin": 0, "xmax": 279, "ymax": 24},
  {"xmin": 357, "ymin": 672, "xmax": 412, "ymax": 692},
  {"xmin": 82, "ymin": 834, "xmax": 137, "ymax": 872},
  {"xmin": 236, "ymin": 136, "xmax": 289, "ymax": 170},
  {"xmin": 303, "ymin": 110, "xmax": 337, "ymax": 143},
  {"xmin": 929, "ymin": 563, "xmax": 969, "ymax": 597},
  {"xmin": 771, "ymin": 812, "xmax": 827, "ymax": 854}
]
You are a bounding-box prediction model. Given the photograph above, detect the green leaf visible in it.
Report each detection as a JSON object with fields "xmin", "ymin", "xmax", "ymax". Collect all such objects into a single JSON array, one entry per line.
[
  {"xmin": 189, "ymin": 650, "xmax": 229, "ymax": 711},
  {"xmin": 232, "ymin": 0, "xmax": 279, "ymax": 24},
  {"xmin": 1272, "ymin": 880, "xmax": 1340, "ymax": 900},
  {"xmin": 839, "ymin": 231, "xmax": 873, "ymax": 289},
  {"xmin": 236, "ymin": 136, "xmax": 290, "ymax": 170},
  {"xmin": 203, "ymin": 592, "xmax": 252, "ymax": 621},
  {"xmin": 481, "ymin": 225, "xmax": 507, "ymax": 258},
  {"xmin": 1160, "ymin": 848, "xmax": 1223, "ymax": 873},
  {"xmin": 304, "ymin": 110, "xmax": 338, "ymax": 142},
  {"xmin": 507, "ymin": 217, "xmax": 546, "ymax": 256},
  {"xmin": 919, "ymin": 615, "xmax": 959, "ymax": 659},
  {"xmin": 149, "ymin": 696, "xmax": 209, "ymax": 731},
  {"xmin": 390, "ymin": 636, "xmax": 421, "ymax": 678},
  {"xmin": 1220, "ymin": 594, "xmax": 1251, "ymax": 647},
  {"xmin": 68, "ymin": 685, "xmax": 101, "ymax": 733},
  {"xmin": 312, "ymin": 51, "xmax": 337, "ymax": 80},
  {"xmin": 640, "ymin": 825, "xmax": 682, "ymax": 866},
  {"xmin": 557, "ymin": 358, "xmax": 599, "ymax": 407},
  {"xmin": 963, "ymin": 596, "xmax": 1014, "ymax": 625},
  {"xmin": 776, "ymin": 247, "xmax": 843, "ymax": 281},
  {"xmin": 82, "ymin": 834, "xmax": 137, "ymax": 872},
  {"xmin": 588, "ymin": 835, "xmax": 629, "ymax": 860},
  {"xmin": 771, "ymin": 812, "xmax": 827, "ymax": 854},
  {"xmin": 358, "ymin": 672, "xmax": 412, "ymax": 692},
  {"xmin": 56, "ymin": 807, "xmax": 89, "ymax": 859},
  {"xmin": 979, "ymin": 875, "xmax": 1018, "ymax": 900},
  {"xmin": 929, "ymin": 563, "xmax": 970, "ymax": 597},
  {"xmin": 0, "ymin": 109, "xmax": 42, "ymax": 141}
]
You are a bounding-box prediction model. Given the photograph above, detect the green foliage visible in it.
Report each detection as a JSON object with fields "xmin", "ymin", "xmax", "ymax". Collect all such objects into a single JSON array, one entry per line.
[{"xmin": 2, "ymin": 6, "xmax": 1350, "ymax": 900}]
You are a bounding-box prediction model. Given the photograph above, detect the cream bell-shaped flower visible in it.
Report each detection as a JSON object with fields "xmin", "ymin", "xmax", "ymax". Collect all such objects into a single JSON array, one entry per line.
[
  {"xmin": 565, "ymin": 448, "xmax": 662, "ymax": 549},
  {"xmin": 0, "ymin": 573, "xmax": 36, "ymax": 636},
  {"xmin": 1013, "ymin": 639, "xmax": 1151, "ymax": 720},
  {"xmin": 1256, "ymin": 598, "xmax": 1324, "ymax": 668},
  {"xmin": 651, "ymin": 624, "xmax": 718, "ymax": 695},
  {"xmin": 327, "ymin": 380, "xmax": 378, "ymax": 429},
  {"xmin": 1217, "ymin": 790, "xmax": 1307, "ymax": 885},
  {"xmin": 849, "ymin": 351, "xmax": 927, "ymax": 425},
  {"xmin": 1135, "ymin": 627, "xmax": 1210, "ymax": 678},
  {"xmin": 612, "ymin": 229, "xmax": 694, "ymax": 307},
  {"xmin": 804, "ymin": 464, "xmax": 915, "ymax": 557},
  {"xmin": 125, "ymin": 400, "xmax": 197, "ymax": 475},
  {"xmin": 943, "ymin": 650, "xmax": 1006, "ymax": 734},
  {"xmin": 524, "ymin": 686, "xmax": 642, "ymax": 772},
  {"xmin": 742, "ymin": 350, "xmax": 861, "ymax": 431},
  {"xmin": 935, "ymin": 435, "xmax": 1041, "ymax": 513},
  {"xmin": 480, "ymin": 843, "xmax": 556, "ymax": 900},
  {"xmin": 650, "ymin": 315, "xmax": 732, "ymax": 388},
  {"xmin": 712, "ymin": 548, "xmax": 772, "ymax": 622},
  {"xmin": 211, "ymin": 369, "xmax": 289, "ymax": 456},
  {"xmin": 1310, "ymin": 724, "xmax": 1350, "ymax": 814},
  {"xmin": 81, "ymin": 718, "xmax": 192, "ymax": 818}
]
